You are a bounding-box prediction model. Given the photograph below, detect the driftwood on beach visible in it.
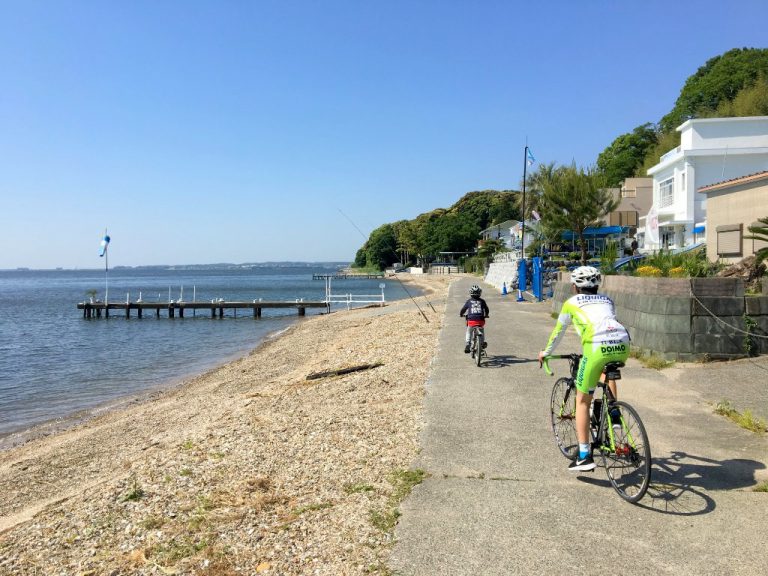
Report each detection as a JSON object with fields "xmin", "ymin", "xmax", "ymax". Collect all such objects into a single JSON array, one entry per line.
[{"xmin": 305, "ymin": 362, "xmax": 384, "ymax": 380}]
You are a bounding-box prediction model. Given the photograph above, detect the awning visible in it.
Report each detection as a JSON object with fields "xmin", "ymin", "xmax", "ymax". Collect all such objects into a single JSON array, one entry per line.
[
  {"xmin": 693, "ymin": 225, "xmax": 705, "ymax": 234},
  {"xmin": 561, "ymin": 226, "xmax": 628, "ymax": 240}
]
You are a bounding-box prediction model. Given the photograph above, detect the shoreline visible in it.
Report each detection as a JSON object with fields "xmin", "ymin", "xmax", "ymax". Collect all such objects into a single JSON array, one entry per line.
[
  {"xmin": 0, "ymin": 273, "xmax": 454, "ymax": 574},
  {"xmin": 0, "ymin": 288, "xmax": 424, "ymax": 452},
  {"xmin": 0, "ymin": 321, "xmax": 297, "ymax": 453}
]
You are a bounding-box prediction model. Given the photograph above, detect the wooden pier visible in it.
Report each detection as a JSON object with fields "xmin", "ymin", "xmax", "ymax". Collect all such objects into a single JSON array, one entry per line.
[
  {"xmin": 78, "ymin": 300, "xmax": 329, "ymax": 319},
  {"xmin": 312, "ymin": 273, "xmax": 384, "ymax": 280}
]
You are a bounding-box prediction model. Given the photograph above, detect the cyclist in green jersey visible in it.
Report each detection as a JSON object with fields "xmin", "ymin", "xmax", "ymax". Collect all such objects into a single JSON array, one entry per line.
[{"xmin": 538, "ymin": 266, "xmax": 630, "ymax": 471}]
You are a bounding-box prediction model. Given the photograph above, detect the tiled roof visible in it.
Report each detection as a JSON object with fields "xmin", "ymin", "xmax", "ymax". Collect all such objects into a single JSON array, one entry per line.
[{"xmin": 698, "ymin": 171, "xmax": 768, "ymax": 192}]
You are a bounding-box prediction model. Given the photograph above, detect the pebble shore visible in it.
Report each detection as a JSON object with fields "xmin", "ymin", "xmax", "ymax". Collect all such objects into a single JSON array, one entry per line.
[{"xmin": 0, "ymin": 275, "xmax": 452, "ymax": 575}]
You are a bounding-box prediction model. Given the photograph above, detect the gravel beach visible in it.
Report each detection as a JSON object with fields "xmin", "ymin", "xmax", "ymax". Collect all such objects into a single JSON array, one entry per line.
[{"xmin": 0, "ymin": 274, "xmax": 453, "ymax": 575}]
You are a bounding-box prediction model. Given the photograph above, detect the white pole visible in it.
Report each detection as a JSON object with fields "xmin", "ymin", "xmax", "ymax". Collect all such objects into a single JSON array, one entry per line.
[
  {"xmin": 168, "ymin": 286, "xmax": 171, "ymax": 302},
  {"xmin": 105, "ymin": 246, "xmax": 109, "ymax": 304}
]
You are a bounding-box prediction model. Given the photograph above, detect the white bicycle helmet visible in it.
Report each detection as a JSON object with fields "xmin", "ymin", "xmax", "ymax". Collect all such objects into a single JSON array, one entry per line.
[
  {"xmin": 469, "ymin": 284, "xmax": 482, "ymax": 296},
  {"xmin": 570, "ymin": 266, "xmax": 601, "ymax": 288}
]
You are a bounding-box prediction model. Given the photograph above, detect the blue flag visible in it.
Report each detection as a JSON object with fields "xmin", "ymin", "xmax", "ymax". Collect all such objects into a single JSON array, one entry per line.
[
  {"xmin": 99, "ymin": 232, "xmax": 110, "ymax": 257},
  {"xmin": 526, "ymin": 148, "xmax": 536, "ymax": 167}
]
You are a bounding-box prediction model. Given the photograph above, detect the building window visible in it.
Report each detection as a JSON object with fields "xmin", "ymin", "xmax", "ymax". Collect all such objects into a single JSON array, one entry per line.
[
  {"xmin": 659, "ymin": 177, "xmax": 674, "ymax": 208},
  {"xmin": 621, "ymin": 187, "xmax": 636, "ymax": 198},
  {"xmin": 716, "ymin": 224, "xmax": 743, "ymax": 257}
]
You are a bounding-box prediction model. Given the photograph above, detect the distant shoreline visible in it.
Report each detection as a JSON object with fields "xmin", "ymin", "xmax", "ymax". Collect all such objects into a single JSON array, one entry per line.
[{"xmin": 0, "ymin": 261, "xmax": 351, "ymax": 273}]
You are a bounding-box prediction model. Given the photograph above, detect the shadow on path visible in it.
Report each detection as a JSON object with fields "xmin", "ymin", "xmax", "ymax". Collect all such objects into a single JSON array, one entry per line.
[
  {"xmin": 576, "ymin": 450, "xmax": 764, "ymax": 515},
  {"xmin": 482, "ymin": 355, "xmax": 538, "ymax": 369}
]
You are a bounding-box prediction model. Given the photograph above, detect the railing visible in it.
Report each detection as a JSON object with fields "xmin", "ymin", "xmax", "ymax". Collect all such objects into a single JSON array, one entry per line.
[
  {"xmin": 492, "ymin": 251, "xmax": 521, "ymax": 263},
  {"xmin": 324, "ymin": 277, "xmax": 386, "ymax": 310},
  {"xmin": 660, "ymin": 145, "xmax": 682, "ymax": 162},
  {"xmin": 326, "ymin": 292, "xmax": 385, "ymax": 310}
]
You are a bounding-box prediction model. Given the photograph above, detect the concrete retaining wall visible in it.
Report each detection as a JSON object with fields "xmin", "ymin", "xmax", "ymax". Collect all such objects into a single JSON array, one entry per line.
[
  {"xmin": 550, "ymin": 274, "xmax": 768, "ymax": 361},
  {"xmin": 484, "ymin": 262, "xmax": 518, "ymax": 292}
]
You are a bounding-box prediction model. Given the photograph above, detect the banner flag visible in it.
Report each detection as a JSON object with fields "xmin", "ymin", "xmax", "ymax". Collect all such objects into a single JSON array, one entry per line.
[
  {"xmin": 645, "ymin": 206, "xmax": 659, "ymax": 245},
  {"xmin": 99, "ymin": 232, "xmax": 111, "ymax": 257},
  {"xmin": 526, "ymin": 148, "xmax": 536, "ymax": 166}
]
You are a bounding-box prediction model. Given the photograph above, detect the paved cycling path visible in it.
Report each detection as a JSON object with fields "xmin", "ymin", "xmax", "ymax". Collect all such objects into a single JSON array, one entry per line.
[{"xmin": 390, "ymin": 276, "xmax": 768, "ymax": 575}]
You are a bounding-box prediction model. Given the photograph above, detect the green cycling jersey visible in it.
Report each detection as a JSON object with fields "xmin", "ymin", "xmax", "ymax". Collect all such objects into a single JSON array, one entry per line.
[{"xmin": 543, "ymin": 293, "xmax": 630, "ymax": 393}]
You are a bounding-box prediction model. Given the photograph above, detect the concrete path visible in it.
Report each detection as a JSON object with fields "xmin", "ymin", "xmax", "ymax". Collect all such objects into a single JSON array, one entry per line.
[{"xmin": 391, "ymin": 277, "xmax": 768, "ymax": 576}]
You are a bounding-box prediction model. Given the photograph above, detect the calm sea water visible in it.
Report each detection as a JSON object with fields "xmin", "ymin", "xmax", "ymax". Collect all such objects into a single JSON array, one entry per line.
[{"xmin": 0, "ymin": 265, "xmax": 414, "ymax": 439}]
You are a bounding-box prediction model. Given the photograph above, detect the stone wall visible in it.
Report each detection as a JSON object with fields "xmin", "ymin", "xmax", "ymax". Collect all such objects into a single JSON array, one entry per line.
[{"xmin": 550, "ymin": 274, "xmax": 768, "ymax": 360}]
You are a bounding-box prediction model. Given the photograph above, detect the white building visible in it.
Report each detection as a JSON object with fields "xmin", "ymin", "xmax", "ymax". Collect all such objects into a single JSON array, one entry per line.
[
  {"xmin": 479, "ymin": 219, "xmax": 518, "ymax": 249},
  {"xmin": 643, "ymin": 116, "xmax": 768, "ymax": 250}
]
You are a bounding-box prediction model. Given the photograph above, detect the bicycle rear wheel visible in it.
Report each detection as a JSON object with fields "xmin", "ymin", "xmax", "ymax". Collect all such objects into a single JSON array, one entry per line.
[
  {"xmin": 599, "ymin": 401, "xmax": 651, "ymax": 503},
  {"xmin": 475, "ymin": 332, "xmax": 483, "ymax": 367},
  {"xmin": 550, "ymin": 377, "xmax": 578, "ymax": 460}
]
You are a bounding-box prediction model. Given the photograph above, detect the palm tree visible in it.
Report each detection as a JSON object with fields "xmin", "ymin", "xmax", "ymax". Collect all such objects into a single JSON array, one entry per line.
[
  {"xmin": 744, "ymin": 217, "xmax": 768, "ymax": 267},
  {"xmin": 538, "ymin": 164, "xmax": 619, "ymax": 264},
  {"xmin": 519, "ymin": 162, "xmax": 559, "ymax": 220}
]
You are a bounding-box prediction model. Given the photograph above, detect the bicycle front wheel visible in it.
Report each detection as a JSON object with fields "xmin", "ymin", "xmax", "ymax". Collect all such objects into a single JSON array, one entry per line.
[
  {"xmin": 475, "ymin": 333, "xmax": 483, "ymax": 367},
  {"xmin": 550, "ymin": 377, "xmax": 578, "ymax": 460},
  {"xmin": 599, "ymin": 401, "xmax": 652, "ymax": 504}
]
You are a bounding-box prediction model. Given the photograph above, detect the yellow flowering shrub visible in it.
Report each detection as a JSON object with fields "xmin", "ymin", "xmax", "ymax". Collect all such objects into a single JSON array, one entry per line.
[
  {"xmin": 668, "ymin": 267, "xmax": 686, "ymax": 277},
  {"xmin": 636, "ymin": 265, "xmax": 663, "ymax": 277}
]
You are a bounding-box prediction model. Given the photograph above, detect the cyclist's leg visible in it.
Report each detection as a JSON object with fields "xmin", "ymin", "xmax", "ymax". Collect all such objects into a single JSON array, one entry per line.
[
  {"xmin": 464, "ymin": 325, "xmax": 471, "ymax": 352},
  {"xmin": 572, "ymin": 353, "xmax": 606, "ymax": 467}
]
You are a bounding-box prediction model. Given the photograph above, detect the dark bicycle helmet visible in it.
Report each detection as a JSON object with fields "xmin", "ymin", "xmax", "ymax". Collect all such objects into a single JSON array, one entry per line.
[{"xmin": 469, "ymin": 284, "xmax": 482, "ymax": 296}]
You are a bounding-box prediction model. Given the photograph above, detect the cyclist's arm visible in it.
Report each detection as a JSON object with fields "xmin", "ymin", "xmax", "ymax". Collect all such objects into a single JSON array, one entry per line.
[
  {"xmin": 482, "ymin": 299, "xmax": 490, "ymax": 318},
  {"xmin": 541, "ymin": 309, "xmax": 572, "ymax": 357},
  {"xmin": 459, "ymin": 300, "xmax": 468, "ymax": 317}
]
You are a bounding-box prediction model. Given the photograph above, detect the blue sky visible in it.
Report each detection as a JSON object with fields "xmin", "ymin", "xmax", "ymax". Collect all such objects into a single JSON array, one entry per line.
[{"xmin": 2, "ymin": 1, "xmax": 768, "ymax": 268}]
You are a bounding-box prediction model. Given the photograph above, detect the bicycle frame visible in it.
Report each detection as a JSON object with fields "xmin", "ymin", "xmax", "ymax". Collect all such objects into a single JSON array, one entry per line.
[
  {"xmin": 544, "ymin": 353, "xmax": 652, "ymax": 503},
  {"xmin": 543, "ymin": 354, "xmax": 637, "ymax": 455},
  {"xmin": 469, "ymin": 325, "xmax": 485, "ymax": 364}
]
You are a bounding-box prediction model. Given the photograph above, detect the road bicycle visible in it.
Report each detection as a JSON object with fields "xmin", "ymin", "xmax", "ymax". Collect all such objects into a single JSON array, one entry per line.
[
  {"xmin": 468, "ymin": 325, "xmax": 486, "ymax": 367},
  {"xmin": 542, "ymin": 353, "xmax": 652, "ymax": 503}
]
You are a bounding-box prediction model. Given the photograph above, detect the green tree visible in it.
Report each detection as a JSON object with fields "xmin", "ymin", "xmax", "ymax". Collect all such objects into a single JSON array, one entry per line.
[
  {"xmin": 745, "ymin": 217, "xmax": 768, "ymax": 268},
  {"xmin": 364, "ymin": 224, "xmax": 398, "ymax": 270},
  {"xmin": 539, "ymin": 165, "xmax": 618, "ymax": 265},
  {"xmin": 353, "ymin": 247, "xmax": 367, "ymax": 268},
  {"xmin": 477, "ymin": 238, "xmax": 505, "ymax": 259},
  {"xmin": 520, "ymin": 162, "xmax": 560, "ymax": 220},
  {"xmin": 641, "ymin": 129, "xmax": 682, "ymax": 176},
  {"xmin": 715, "ymin": 73, "xmax": 768, "ymax": 117},
  {"xmin": 660, "ymin": 48, "xmax": 768, "ymax": 132},
  {"xmin": 597, "ymin": 123, "xmax": 659, "ymax": 186}
]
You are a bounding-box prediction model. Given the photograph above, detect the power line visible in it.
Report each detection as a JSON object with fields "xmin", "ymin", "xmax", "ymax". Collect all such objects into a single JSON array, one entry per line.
[{"xmin": 337, "ymin": 208, "xmax": 432, "ymax": 322}]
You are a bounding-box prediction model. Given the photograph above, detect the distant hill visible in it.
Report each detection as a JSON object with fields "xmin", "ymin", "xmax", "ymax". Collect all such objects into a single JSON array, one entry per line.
[{"xmin": 354, "ymin": 190, "xmax": 520, "ymax": 270}]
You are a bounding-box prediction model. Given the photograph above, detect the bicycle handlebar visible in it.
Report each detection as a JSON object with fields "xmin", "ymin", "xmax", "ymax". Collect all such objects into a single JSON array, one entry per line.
[{"xmin": 539, "ymin": 353, "xmax": 582, "ymax": 377}]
